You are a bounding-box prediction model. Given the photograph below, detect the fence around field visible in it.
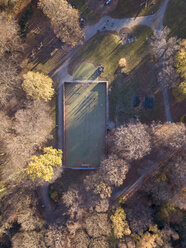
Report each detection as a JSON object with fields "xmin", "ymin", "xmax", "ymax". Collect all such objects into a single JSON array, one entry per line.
[{"xmin": 63, "ymin": 81, "xmax": 108, "ymax": 169}]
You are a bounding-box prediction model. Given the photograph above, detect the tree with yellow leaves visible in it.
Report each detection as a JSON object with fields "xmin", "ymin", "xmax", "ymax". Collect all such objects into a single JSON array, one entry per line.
[
  {"xmin": 110, "ymin": 207, "xmax": 131, "ymax": 239},
  {"xmin": 26, "ymin": 147, "xmax": 62, "ymax": 182},
  {"xmin": 174, "ymin": 40, "xmax": 186, "ymax": 101},
  {"xmin": 22, "ymin": 71, "xmax": 54, "ymax": 101}
]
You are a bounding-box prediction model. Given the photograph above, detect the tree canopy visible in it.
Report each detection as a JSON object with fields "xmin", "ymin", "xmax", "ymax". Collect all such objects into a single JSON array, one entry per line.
[
  {"xmin": 111, "ymin": 207, "xmax": 131, "ymax": 239},
  {"xmin": 38, "ymin": 0, "xmax": 84, "ymax": 47},
  {"xmin": 22, "ymin": 71, "xmax": 54, "ymax": 101},
  {"xmin": 0, "ymin": 12, "xmax": 21, "ymax": 56},
  {"xmin": 150, "ymin": 27, "xmax": 179, "ymax": 88},
  {"xmin": 174, "ymin": 39, "xmax": 186, "ymax": 101},
  {"xmin": 26, "ymin": 147, "xmax": 62, "ymax": 182}
]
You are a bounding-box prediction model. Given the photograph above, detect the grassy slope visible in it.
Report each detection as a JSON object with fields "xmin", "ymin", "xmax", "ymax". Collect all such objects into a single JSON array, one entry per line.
[
  {"xmin": 163, "ymin": 0, "xmax": 186, "ymax": 38},
  {"xmin": 69, "ymin": 26, "xmax": 153, "ymax": 82},
  {"xmin": 110, "ymin": 0, "xmax": 162, "ymax": 18},
  {"xmin": 68, "ymin": 26, "xmax": 166, "ymax": 123}
]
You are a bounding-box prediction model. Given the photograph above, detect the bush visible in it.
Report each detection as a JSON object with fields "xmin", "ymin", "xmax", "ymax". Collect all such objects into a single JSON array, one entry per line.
[{"xmin": 118, "ymin": 58, "xmax": 127, "ymax": 68}]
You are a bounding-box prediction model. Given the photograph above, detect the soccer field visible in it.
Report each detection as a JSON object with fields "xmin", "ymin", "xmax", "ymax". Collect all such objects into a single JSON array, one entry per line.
[{"xmin": 63, "ymin": 82, "xmax": 108, "ymax": 168}]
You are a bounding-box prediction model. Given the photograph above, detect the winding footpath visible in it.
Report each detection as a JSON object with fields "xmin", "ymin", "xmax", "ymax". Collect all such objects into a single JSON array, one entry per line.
[{"xmin": 42, "ymin": 0, "xmax": 172, "ymax": 222}]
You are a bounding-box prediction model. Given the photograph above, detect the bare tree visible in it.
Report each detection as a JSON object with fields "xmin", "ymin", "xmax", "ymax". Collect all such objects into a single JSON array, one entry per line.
[
  {"xmin": 0, "ymin": 12, "xmax": 21, "ymax": 56},
  {"xmin": 89, "ymin": 237, "xmax": 109, "ymax": 248},
  {"xmin": 100, "ymin": 154, "xmax": 130, "ymax": 187},
  {"xmin": 38, "ymin": 0, "xmax": 84, "ymax": 47},
  {"xmin": 62, "ymin": 186, "xmax": 83, "ymax": 219},
  {"xmin": 107, "ymin": 122, "xmax": 151, "ymax": 161},
  {"xmin": 150, "ymin": 27, "xmax": 179, "ymax": 88},
  {"xmin": 84, "ymin": 172, "xmax": 112, "ymax": 199},
  {"xmin": 84, "ymin": 213, "xmax": 111, "ymax": 238},
  {"xmin": 151, "ymin": 122, "xmax": 186, "ymax": 150},
  {"xmin": 0, "ymin": 57, "xmax": 22, "ymax": 106},
  {"xmin": 125, "ymin": 199, "xmax": 153, "ymax": 234},
  {"xmin": 14, "ymin": 101, "xmax": 53, "ymax": 146},
  {"xmin": 72, "ymin": 229, "xmax": 90, "ymax": 248}
]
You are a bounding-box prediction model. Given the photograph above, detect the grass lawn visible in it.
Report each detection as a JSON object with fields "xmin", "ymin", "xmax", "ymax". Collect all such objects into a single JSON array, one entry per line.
[
  {"xmin": 110, "ymin": 0, "xmax": 162, "ymax": 18},
  {"xmin": 163, "ymin": 0, "xmax": 186, "ymax": 38},
  {"xmin": 69, "ymin": 26, "xmax": 153, "ymax": 82},
  {"xmin": 109, "ymin": 57, "xmax": 166, "ymax": 123},
  {"xmin": 63, "ymin": 82, "xmax": 107, "ymax": 167},
  {"xmin": 68, "ymin": 25, "xmax": 166, "ymax": 123},
  {"xmin": 73, "ymin": 62, "xmax": 96, "ymax": 80}
]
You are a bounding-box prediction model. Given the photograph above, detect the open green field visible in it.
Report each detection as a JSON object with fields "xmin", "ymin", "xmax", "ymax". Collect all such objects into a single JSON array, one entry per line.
[
  {"xmin": 69, "ymin": 26, "xmax": 153, "ymax": 82},
  {"xmin": 110, "ymin": 0, "xmax": 162, "ymax": 18},
  {"xmin": 163, "ymin": 0, "xmax": 186, "ymax": 38},
  {"xmin": 64, "ymin": 82, "xmax": 107, "ymax": 167}
]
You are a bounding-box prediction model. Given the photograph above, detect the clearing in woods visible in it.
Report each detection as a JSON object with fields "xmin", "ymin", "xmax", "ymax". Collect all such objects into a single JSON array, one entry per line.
[{"xmin": 63, "ymin": 82, "xmax": 108, "ymax": 168}]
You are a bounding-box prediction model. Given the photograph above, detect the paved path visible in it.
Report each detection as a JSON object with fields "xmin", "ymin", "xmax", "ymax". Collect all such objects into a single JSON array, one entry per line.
[{"xmin": 85, "ymin": 0, "xmax": 169, "ymax": 40}]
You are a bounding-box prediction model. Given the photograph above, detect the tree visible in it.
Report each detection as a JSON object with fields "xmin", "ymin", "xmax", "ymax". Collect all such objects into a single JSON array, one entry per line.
[
  {"xmin": 0, "ymin": 12, "xmax": 21, "ymax": 56},
  {"xmin": 12, "ymin": 231, "xmax": 45, "ymax": 248},
  {"xmin": 83, "ymin": 155, "xmax": 129, "ymax": 199},
  {"xmin": 0, "ymin": 57, "xmax": 22, "ymax": 106},
  {"xmin": 84, "ymin": 213, "xmax": 111, "ymax": 238},
  {"xmin": 172, "ymin": 81, "xmax": 186, "ymax": 102},
  {"xmin": 100, "ymin": 155, "xmax": 130, "ymax": 187},
  {"xmin": 26, "ymin": 147, "xmax": 62, "ymax": 182},
  {"xmin": 118, "ymin": 58, "xmax": 127, "ymax": 73},
  {"xmin": 150, "ymin": 27, "xmax": 179, "ymax": 88},
  {"xmin": 89, "ymin": 237, "xmax": 109, "ymax": 248},
  {"xmin": 175, "ymin": 40, "xmax": 186, "ymax": 80},
  {"xmin": 62, "ymin": 186, "xmax": 83, "ymax": 219},
  {"xmin": 136, "ymin": 225, "xmax": 164, "ymax": 248},
  {"xmin": 110, "ymin": 207, "xmax": 131, "ymax": 239},
  {"xmin": 84, "ymin": 172, "xmax": 112, "ymax": 199},
  {"xmin": 22, "ymin": 71, "xmax": 54, "ymax": 101},
  {"xmin": 73, "ymin": 229, "xmax": 90, "ymax": 248},
  {"xmin": 151, "ymin": 122, "xmax": 186, "ymax": 150},
  {"xmin": 14, "ymin": 101, "xmax": 54, "ymax": 145},
  {"xmin": 125, "ymin": 198, "xmax": 153, "ymax": 234},
  {"xmin": 38, "ymin": 0, "xmax": 84, "ymax": 47},
  {"xmin": 173, "ymin": 39, "xmax": 186, "ymax": 101},
  {"xmin": 107, "ymin": 122, "xmax": 151, "ymax": 161}
]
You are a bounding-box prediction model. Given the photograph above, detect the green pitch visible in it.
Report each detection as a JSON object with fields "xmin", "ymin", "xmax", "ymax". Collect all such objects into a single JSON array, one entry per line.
[{"xmin": 64, "ymin": 82, "xmax": 107, "ymax": 168}]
